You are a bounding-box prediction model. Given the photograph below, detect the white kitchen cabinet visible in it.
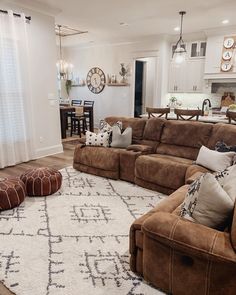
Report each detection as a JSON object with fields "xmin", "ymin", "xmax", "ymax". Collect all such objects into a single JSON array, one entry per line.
[
  {"xmin": 185, "ymin": 60, "xmax": 205, "ymax": 93},
  {"xmin": 190, "ymin": 41, "xmax": 207, "ymax": 58},
  {"xmin": 168, "ymin": 60, "xmax": 204, "ymax": 93},
  {"xmin": 168, "ymin": 62, "xmax": 186, "ymax": 93}
]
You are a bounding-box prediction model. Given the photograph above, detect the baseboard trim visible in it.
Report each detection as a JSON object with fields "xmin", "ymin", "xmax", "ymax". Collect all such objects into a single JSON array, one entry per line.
[{"xmin": 35, "ymin": 144, "xmax": 63, "ymax": 159}]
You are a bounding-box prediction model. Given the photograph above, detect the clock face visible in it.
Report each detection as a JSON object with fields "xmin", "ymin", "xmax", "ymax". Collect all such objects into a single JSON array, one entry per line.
[{"xmin": 86, "ymin": 67, "xmax": 106, "ymax": 94}]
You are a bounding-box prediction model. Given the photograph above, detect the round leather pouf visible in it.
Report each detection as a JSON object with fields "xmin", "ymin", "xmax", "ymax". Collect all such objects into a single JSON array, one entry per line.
[
  {"xmin": 0, "ymin": 178, "xmax": 26, "ymax": 211},
  {"xmin": 20, "ymin": 167, "xmax": 62, "ymax": 196}
]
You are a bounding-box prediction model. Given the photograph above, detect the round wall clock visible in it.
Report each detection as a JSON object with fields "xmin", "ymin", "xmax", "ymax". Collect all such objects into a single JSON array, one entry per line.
[{"xmin": 86, "ymin": 67, "xmax": 106, "ymax": 94}]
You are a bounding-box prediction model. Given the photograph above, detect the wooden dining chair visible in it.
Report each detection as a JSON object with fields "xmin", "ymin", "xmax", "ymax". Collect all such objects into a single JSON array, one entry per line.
[
  {"xmin": 83, "ymin": 101, "xmax": 94, "ymax": 131},
  {"xmin": 174, "ymin": 108, "xmax": 201, "ymax": 121},
  {"xmin": 146, "ymin": 107, "xmax": 170, "ymax": 119},
  {"xmin": 67, "ymin": 100, "xmax": 83, "ymax": 130},
  {"xmin": 226, "ymin": 110, "xmax": 236, "ymax": 124}
]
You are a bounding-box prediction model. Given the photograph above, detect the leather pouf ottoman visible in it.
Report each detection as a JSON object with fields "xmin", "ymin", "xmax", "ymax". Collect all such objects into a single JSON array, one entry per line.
[
  {"xmin": 20, "ymin": 167, "xmax": 62, "ymax": 196},
  {"xmin": 0, "ymin": 178, "xmax": 26, "ymax": 210}
]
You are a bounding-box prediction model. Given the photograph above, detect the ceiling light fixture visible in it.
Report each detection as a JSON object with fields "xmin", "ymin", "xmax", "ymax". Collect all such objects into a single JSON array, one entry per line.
[
  {"xmin": 173, "ymin": 11, "xmax": 187, "ymax": 64},
  {"xmin": 222, "ymin": 19, "xmax": 229, "ymax": 25},
  {"xmin": 174, "ymin": 27, "xmax": 180, "ymax": 31},
  {"xmin": 56, "ymin": 25, "xmax": 73, "ymax": 80}
]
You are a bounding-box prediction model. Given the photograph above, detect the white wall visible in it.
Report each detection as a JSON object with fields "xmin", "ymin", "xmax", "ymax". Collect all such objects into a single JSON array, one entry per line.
[
  {"xmin": 64, "ymin": 37, "xmax": 168, "ymax": 126},
  {"xmin": 0, "ymin": 1, "xmax": 62, "ymax": 158}
]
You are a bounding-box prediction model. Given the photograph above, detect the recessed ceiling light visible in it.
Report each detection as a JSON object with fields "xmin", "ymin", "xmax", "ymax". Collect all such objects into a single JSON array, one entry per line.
[
  {"xmin": 120, "ymin": 22, "xmax": 129, "ymax": 26},
  {"xmin": 222, "ymin": 19, "xmax": 229, "ymax": 24},
  {"xmin": 174, "ymin": 27, "xmax": 180, "ymax": 31}
]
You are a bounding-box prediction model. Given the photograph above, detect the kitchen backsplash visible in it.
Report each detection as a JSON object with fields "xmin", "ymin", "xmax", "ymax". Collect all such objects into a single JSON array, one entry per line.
[{"xmin": 166, "ymin": 93, "xmax": 221, "ymax": 109}]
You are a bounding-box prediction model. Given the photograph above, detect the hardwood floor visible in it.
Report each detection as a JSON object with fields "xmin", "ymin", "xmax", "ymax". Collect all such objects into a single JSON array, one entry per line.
[
  {"xmin": 0, "ymin": 142, "xmax": 76, "ymax": 295},
  {"xmin": 0, "ymin": 143, "xmax": 75, "ymax": 178}
]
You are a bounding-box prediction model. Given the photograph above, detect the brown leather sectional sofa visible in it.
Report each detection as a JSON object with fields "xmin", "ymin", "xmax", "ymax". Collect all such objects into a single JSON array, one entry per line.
[{"xmin": 73, "ymin": 116, "xmax": 236, "ymax": 295}]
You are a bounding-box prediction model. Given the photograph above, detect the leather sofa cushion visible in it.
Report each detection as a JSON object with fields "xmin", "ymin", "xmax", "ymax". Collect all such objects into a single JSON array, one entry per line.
[
  {"xmin": 207, "ymin": 123, "xmax": 236, "ymax": 149},
  {"xmin": 135, "ymin": 154, "xmax": 193, "ymax": 190},
  {"xmin": 126, "ymin": 144, "xmax": 153, "ymax": 153},
  {"xmin": 105, "ymin": 116, "xmax": 146, "ymax": 140},
  {"xmin": 161, "ymin": 120, "xmax": 212, "ymax": 148},
  {"xmin": 156, "ymin": 143, "xmax": 199, "ymax": 160},
  {"xmin": 143, "ymin": 118, "xmax": 165, "ymax": 141},
  {"xmin": 74, "ymin": 145, "xmax": 121, "ymax": 171}
]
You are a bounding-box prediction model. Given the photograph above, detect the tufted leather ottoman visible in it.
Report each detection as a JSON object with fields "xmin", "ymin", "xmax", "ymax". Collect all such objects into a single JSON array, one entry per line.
[
  {"xmin": 0, "ymin": 178, "xmax": 26, "ymax": 210},
  {"xmin": 20, "ymin": 167, "xmax": 62, "ymax": 196}
]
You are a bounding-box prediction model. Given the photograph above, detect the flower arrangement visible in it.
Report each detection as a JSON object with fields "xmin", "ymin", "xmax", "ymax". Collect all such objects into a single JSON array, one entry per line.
[{"xmin": 119, "ymin": 63, "xmax": 129, "ymax": 83}]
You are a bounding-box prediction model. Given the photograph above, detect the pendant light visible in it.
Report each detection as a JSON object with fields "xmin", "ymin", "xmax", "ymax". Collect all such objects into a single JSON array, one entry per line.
[
  {"xmin": 56, "ymin": 25, "xmax": 73, "ymax": 80},
  {"xmin": 173, "ymin": 11, "xmax": 187, "ymax": 64}
]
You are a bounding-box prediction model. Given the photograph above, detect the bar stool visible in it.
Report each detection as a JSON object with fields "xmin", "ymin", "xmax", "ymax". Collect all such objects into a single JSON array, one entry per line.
[
  {"xmin": 226, "ymin": 110, "xmax": 236, "ymax": 124},
  {"xmin": 83, "ymin": 100, "xmax": 94, "ymax": 131}
]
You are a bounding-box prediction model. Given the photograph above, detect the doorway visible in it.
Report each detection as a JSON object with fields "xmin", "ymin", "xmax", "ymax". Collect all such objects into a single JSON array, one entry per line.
[{"xmin": 134, "ymin": 60, "xmax": 144, "ymax": 117}]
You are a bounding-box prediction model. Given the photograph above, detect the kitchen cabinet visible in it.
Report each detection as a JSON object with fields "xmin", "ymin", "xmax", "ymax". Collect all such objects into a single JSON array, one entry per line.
[
  {"xmin": 185, "ymin": 60, "xmax": 205, "ymax": 92},
  {"xmin": 168, "ymin": 60, "xmax": 204, "ymax": 93},
  {"xmin": 190, "ymin": 41, "xmax": 207, "ymax": 58},
  {"xmin": 168, "ymin": 62, "xmax": 186, "ymax": 93}
]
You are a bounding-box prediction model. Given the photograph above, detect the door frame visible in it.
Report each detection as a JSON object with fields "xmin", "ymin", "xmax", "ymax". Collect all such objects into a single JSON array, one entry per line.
[{"xmin": 130, "ymin": 50, "xmax": 159, "ymax": 117}]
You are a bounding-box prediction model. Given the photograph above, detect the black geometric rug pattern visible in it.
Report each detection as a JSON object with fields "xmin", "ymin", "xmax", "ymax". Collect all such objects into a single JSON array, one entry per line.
[{"xmin": 0, "ymin": 167, "xmax": 166, "ymax": 295}]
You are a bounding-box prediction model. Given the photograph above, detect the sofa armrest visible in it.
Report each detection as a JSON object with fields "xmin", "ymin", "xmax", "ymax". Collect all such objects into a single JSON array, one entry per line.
[
  {"xmin": 185, "ymin": 171, "xmax": 204, "ymax": 184},
  {"xmin": 143, "ymin": 212, "xmax": 236, "ymax": 264},
  {"xmin": 126, "ymin": 144, "xmax": 153, "ymax": 154},
  {"xmin": 185, "ymin": 164, "xmax": 210, "ymax": 184}
]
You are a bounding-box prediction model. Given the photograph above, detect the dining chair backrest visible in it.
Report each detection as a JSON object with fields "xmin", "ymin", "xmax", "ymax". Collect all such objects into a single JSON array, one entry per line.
[
  {"xmin": 84, "ymin": 100, "xmax": 94, "ymax": 107},
  {"xmin": 174, "ymin": 108, "xmax": 201, "ymax": 121},
  {"xmin": 72, "ymin": 100, "xmax": 82, "ymax": 106},
  {"xmin": 146, "ymin": 107, "xmax": 170, "ymax": 119}
]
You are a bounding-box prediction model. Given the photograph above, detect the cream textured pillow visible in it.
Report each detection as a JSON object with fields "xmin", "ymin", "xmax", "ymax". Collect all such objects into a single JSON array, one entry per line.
[
  {"xmin": 180, "ymin": 173, "xmax": 235, "ymax": 229},
  {"xmin": 85, "ymin": 131, "xmax": 110, "ymax": 147},
  {"xmin": 196, "ymin": 145, "xmax": 235, "ymax": 172},
  {"xmin": 110, "ymin": 126, "xmax": 132, "ymax": 148}
]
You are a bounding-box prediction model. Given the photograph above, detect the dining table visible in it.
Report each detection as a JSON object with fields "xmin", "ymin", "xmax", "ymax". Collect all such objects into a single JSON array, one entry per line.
[{"xmin": 59, "ymin": 104, "xmax": 94, "ymax": 139}]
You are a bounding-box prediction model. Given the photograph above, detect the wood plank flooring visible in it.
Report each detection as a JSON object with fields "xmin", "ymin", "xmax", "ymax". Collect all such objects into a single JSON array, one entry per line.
[{"xmin": 0, "ymin": 142, "xmax": 76, "ymax": 295}]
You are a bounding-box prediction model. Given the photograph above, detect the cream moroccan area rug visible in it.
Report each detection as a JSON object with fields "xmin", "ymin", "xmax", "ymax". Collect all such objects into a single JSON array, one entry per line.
[{"xmin": 0, "ymin": 167, "xmax": 166, "ymax": 295}]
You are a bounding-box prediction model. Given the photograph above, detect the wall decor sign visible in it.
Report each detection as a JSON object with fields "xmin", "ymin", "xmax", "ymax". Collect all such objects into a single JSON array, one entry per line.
[
  {"xmin": 221, "ymin": 36, "xmax": 236, "ymax": 72},
  {"xmin": 86, "ymin": 67, "xmax": 106, "ymax": 94}
]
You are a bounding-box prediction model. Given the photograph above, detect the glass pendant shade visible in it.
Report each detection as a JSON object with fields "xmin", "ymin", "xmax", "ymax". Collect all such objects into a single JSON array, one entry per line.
[{"xmin": 173, "ymin": 11, "xmax": 187, "ymax": 64}]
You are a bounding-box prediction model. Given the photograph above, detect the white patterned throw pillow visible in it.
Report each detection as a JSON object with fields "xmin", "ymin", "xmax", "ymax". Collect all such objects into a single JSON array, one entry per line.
[
  {"xmin": 181, "ymin": 165, "xmax": 236, "ymax": 229},
  {"xmin": 99, "ymin": 120, "xmax": 122, "ymax": 133},
  {"xmin": 85, "ymin": 131, "xmax": 110, "ymax": 147}
]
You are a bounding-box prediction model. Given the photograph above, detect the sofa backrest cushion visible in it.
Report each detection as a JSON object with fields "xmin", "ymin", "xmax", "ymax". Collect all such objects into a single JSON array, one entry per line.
[
  {"xmin": 105, "ymin": 117, "xmax": 147, "ymax": 141},
  {"xmin": 207, "ymin": 123, "xmax": 236, "ymax": 149},
  {"xmin": 156, "ymin": 143, "xmax": 199, "ymax": 160},
  {"xmin": 142, "ymin": 117, "xmax": 165, "ymax": 142},
  {"xmin": 160, "ymin": 120, "xmax": 213, "ymax": 148}
]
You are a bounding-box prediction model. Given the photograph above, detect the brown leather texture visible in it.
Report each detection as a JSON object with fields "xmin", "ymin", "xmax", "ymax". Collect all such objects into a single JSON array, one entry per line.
[
  {"xmin": 126, "ymin": 144, "xmax": 153, "ymax": 153},
  {"xmin": 74, "ymin": 145, "xmax": 121, "ymax": 172},
  {"xmin": 105, "ymin": 116, "xmax": 147, "ymax": 141},
  {"xmin": 185, "ymin": 164, "xmax": 210, "ymax": 184},
  {"xmin": 0, "ymin": 178, "xmax": 26, "ymax": 210},
  {"xmin": 142, "ymin": 117, "xmax": 165, "ymax": 141},
  {"xmin": 130, "ymin": 183, "xmax": 236, "ymax": 295},
  {"xmin": 73, "ymin": 162, "xmax": 119, "ymax": 179},
  {"xmin": 160, "ymin": 120, "xmax": 212, "ymax": 148},
  {"xmin": 207, "ymin": 123, "xmax": 236, "ymax": 149},
  {"xmin": 135, "ymin": 154, "xmax": 192, "ymax": 190},
  {"xmin": 119, "ymin": 150, "xmax": 141, "ymax": 182},
  {"xmin": 20, "ymin": 167, "xmax": 62, "ymax": 196},
  {"xmin": 156, "ymin": 143, "xmax": 199, "ymax": 160}
]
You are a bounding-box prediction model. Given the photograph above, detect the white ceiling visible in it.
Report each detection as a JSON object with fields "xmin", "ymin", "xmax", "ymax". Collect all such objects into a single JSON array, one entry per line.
[{"xmin": 10, "ymin": 0, "xmax": 236, "ymax": 45}]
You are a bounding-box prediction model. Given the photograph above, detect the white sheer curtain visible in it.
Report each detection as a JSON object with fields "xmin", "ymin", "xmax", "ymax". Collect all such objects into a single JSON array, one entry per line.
[{"xmin": 0, "ymin": 11, "xmax": 35, "ymax": 168}]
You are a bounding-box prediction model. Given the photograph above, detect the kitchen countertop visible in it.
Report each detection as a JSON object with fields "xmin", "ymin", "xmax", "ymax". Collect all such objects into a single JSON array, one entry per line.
[{"xmin": 140, "ymin": 112, "xmax": 235, "ymax": 124}]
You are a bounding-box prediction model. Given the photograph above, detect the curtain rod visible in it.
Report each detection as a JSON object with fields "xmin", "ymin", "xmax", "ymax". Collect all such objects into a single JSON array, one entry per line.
[{"xmin": 0, "ymin": 9, "xmax": 31, "ymax": 21}]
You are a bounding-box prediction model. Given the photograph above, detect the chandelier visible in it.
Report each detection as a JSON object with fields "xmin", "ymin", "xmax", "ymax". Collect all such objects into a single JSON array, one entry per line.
[
  {"xmin": 56, "ymin": 25, "xmax": 73, "ymax": 80},
  {"xmin": 173, "ymin": 11, "xmax": 187, "ymax": 64}
]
